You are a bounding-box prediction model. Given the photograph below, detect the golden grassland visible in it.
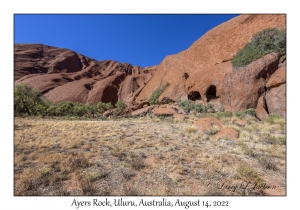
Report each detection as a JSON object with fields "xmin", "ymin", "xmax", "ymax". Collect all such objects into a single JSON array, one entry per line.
[{"xmin": 14, "ymin": 114, "xmax": 286, "ymax": 196}]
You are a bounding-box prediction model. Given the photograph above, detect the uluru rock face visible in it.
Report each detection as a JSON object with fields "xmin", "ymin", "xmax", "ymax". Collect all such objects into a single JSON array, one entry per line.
[
  {"xmin": 135, "ymin": 14, "xmax": 286, "ymax": 114},
  {"xmin": 14, "ymin": 44, "xmax": 156, "ymax": 105},
  {"xmin": 221, "ymin": 52, "xmax": 280, "ymax": 111}
]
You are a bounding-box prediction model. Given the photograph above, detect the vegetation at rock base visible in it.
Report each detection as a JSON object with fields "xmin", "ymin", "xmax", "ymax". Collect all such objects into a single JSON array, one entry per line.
[
  {"xmin": 177, "ymin": 99, "xmax": 216, "ymax": 113},
  {"xmin": 232, "ymin": 28, "xmax": 286, "ymax": 68},
  {"xmin": 148, "ymin": 83, "xmax": 170, "ymax": 105},
  {"xmin": 115, "ymin": 100, "xmax": 127, "ymax": 113},
  {"xmin": 14, "ymin": 84, "xmax": 115, "ymax": 118}
]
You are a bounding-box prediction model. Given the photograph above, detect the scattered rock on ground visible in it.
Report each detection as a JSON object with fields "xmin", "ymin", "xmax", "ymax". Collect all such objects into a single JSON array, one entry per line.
[
  {"xmin": 152, "ymin": 106, "xmax": 177, "ymax": 116},
  {"xmin": 194, "ymin": 117, "xmax": 223, "ymax": 135},
  {"xmin": 234, "ymin": 120, "xmax": 247, "ymax": 127},
  {"xmin": 213, "ymin": 127, "xmax": 239, "ymax": 140}
]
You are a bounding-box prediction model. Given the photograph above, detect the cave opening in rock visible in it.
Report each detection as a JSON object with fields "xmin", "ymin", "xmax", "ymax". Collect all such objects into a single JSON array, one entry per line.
[
  {"xmin": 188, "ymin": 91, "xmax": 201, "ymax": 101},
  {"xmin": 206, "ymin": 85, "xmax": 218, "ymax": 102}
]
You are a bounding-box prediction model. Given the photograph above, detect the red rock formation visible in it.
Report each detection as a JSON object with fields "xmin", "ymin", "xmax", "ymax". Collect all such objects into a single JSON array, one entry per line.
[
  {"xmin": 135, "ymin": 14, "xmax": 285, "ymax": 111},
  {"xmin": 14, "ymin": 44, "xmax": 156, "ymax": 106},
  {"xmin": 265, "ymin": 84, "xmax": 286, "ymax": 118},
  {"xmin": 266, "ymin": 66, "xmax": 286, "ymax": 90},
  {"xmin": 255, "ymin": 95, "xmax": 269, "ymax": 121},
  {"xmin": 221, "ymin": 52, "xmax": 280, "ymax": 111},
  {"xmin": 14, "ymin": 15, "xmax": 286, "ymax": 118}
]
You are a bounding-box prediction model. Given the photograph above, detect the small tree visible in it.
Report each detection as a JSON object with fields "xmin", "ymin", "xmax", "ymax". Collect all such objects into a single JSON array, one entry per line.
[
  {"xmin": 73, "ymin": 103, "xmax": 86, "ymax": 117},
  {"xmin": 14, "ymin": 84, "xmax": 43, "ymax": 116},
  {"xmin": 86, "ymin": 103, "xmax": 97, "ymax": 118}
]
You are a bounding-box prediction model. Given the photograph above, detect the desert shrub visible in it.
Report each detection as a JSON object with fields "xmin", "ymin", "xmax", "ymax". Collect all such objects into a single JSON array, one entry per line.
[
  {"xmin": 216, "ymin": 111, "xmax": 233, "ymax": 119},
  {"xmin": 258, "ymin": 156, "xmax": 278, "ymax": 171},
  {"xmin": 194, "ymin": 103, "xmax": 205, "ymax": 113},
  {"xmin": 232, "ymin": 28, "xmax": 286, "ymax": 68},
  {"xmin": 264, "ymin": 114, "xmax": 280, "ymax": 124},
  {"xmin": 206, "ymin": 103, "xmax": 215, "ymax": 113},
  {"xmin": 235, "ymin": 108, "xmax": 256, "ymax": 119},
  {"xmin": 218, "ymin": 105, "xmax": 225, "ymax": 112},
  {"xmin": 96, "ymin": 102, "xmax": 107, "ymax": 113},
  {"xmin": 86, "ymin": 103, "xmax": 98, "ymax": 118},
  {"xmin": 72, "ymin": 103, "xmax": 86, "ymax": 116},
  {"xmin": 55, "ymin": 101, "xmax": 75, "ymax": 116},
  {"xmin": 32, "ymin": 99, "xmax": 51, "ymax": 116},
  {"xmin": 14, "ymin": 84, "xmax": 44, "ymax": 116},
  {"xmin": 244, "ymin": 108, "xmax": 256, "ymax": 116},
  {"xmin": 148, "ymin": 83, "xmax": 170, "ymax": 105},
  {"xmin": 177, "ymin": 99, "xmax": 195, "ymax": 113},
  {"xmin": 115, "ymin": 100, "xmax": 127, "ymax": 112}
]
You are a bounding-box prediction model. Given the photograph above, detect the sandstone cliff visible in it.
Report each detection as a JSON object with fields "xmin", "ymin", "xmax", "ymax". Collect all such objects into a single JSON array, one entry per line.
[{"xmin": 14, "ymin": 44, "xmax": 156, "ymax": 105}]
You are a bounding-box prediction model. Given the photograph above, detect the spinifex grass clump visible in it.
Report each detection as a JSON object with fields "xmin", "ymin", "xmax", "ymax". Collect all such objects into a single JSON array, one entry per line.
[{"xmin": 232, "ymin": 28, "xmax": 286, "ymax": 68}]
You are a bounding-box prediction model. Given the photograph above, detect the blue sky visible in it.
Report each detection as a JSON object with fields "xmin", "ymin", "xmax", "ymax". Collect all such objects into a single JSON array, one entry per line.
[{"xmin": 14, "ymin": 14, "xmax": 239, "ymax": 67}]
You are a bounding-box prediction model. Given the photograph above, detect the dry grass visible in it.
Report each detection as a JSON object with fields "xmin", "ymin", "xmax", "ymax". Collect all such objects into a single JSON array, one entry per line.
[{"xmin": 14, "ymin": 114, "xmax": 286, "ymax": 196}]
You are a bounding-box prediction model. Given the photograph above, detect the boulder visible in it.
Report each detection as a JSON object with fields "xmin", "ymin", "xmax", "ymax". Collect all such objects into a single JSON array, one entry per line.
[
  {"xmin": 234, "ymin": 120, "xmax": 247, "ymax": 127},
  {"xmin": 213, "ymin": 128, "xmax": 239, "ymax": 140},
  {"xmin": 255, "ymin": 95, "xmax": 269, "ymax": 121},
  {"xmin": 194, "ymin": 117, "xmax": 223, "ymax": 135},
  {"xmin": 131, "ymin": 105, "xmax": 157, "ymax": 116},
  {"xmin": 103, "ymin": 109, "xmax": 115, "ymax": 117},
  {"xmin": 266, "ymin": 66, "xmax": 286, "ymax": 90},
  {"xmin": 221, "ymin": 52, "xmax": 280, "ymax": 111},
  {"xmin": 152, "ymin": 106, "xmax": 177, "ymax": 116},
  {"xmin": 265, "ymin": 84, "xmax": 286, "ymax": 118}
]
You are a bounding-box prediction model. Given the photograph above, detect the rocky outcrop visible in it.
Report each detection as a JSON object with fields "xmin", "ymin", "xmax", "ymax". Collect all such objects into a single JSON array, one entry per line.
[
  {"xmin": 266, "ymin": 66, "xmax": 286, "ymax": 90},
  {"xmin": 135, "ymin": 15, "xmax": 286, "ymax": 106},
  {"xmin": 14, "ymin": 44, "xmax": 156, "ymax": 106},
  {"xmin": 255, "ymin": 96, "xmax": 269, "ymax": 121},
  {"xmin": 131, "ymin": 105, "xmax": 157, "ymax": 116},
  {"xmin": 265, "ymin": 84, "xmax": 286, "ymax": 118},
  {"xmin": 221, "ymin": 52, "xmax": 280, "ymax": 111}
]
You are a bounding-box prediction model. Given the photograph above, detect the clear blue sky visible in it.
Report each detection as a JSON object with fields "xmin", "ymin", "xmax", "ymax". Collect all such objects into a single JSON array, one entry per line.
[{"xmin": 14, "ymin": 14, "xmax": 239, "ymax": 67}]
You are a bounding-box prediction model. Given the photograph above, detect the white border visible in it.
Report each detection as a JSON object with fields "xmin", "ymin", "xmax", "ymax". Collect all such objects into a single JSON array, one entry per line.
[{"xmin": 2, "ymin": 1, "xmax": 298, "ymax": 209}]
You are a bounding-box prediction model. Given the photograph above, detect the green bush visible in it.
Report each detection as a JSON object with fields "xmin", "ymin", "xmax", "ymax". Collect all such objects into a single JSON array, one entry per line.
[
  {"xmin": 177, "ymin": 99, "xmax": 195, "ymax": 113},
  {"xmin": 86, "ymin": 103, "xmax": 98, "ymax": 118},
  {"xmin": 232, "ymin": 28, "xmax": 286, "ymax": 68},
  {"xmin": 14, "ymin": 84, "xmax": 44, "ymax": 116},
  {"xmin": 148, "ymin": 83, "xmax": 170, "ymax": 105},
  {"xmin": 115, "ymin": 100, "xmax": 127, "ymax": 113},
  {"xmin": 244, "ymin": 108, "xmax": 256, "ymax": 117},
  {"xmin": 206, "ymin": 103, "xmax": 215, "ymax": 113},
  {"xmin": 216, "ymin": 111, "xmax": 233, "ymax": 119},
  {"xmin": 14, "ymin": 84, "xmax": 118, "ymax": 118},
  {"xmin": 73, "ymin": 103, "xmax": 86, "ymax": 117}
]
